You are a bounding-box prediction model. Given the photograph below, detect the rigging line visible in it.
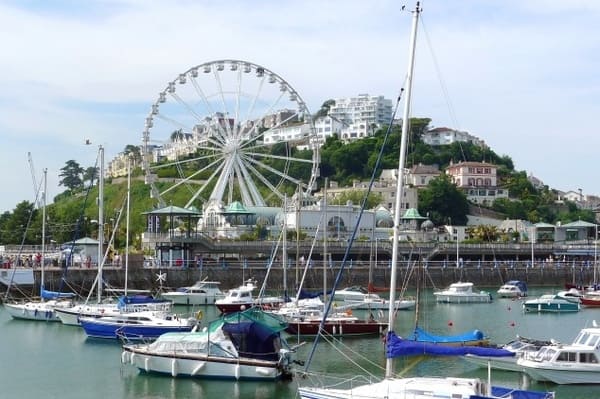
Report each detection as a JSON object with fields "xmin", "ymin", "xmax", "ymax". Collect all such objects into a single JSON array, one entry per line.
[
  {"xmin": 304, "ymin": 88, "xmax": 405, "ymax": 372},
  {"xmin": 58, "ymin": 150, "xmax": 101, "ymax": 294},
  {"xmin": 420, "ymin": 15, "xmax": 468, "ymax": 163},
  {"xmin": 317, "ymin": 332, "xmax": 384, "ymax": 378}
]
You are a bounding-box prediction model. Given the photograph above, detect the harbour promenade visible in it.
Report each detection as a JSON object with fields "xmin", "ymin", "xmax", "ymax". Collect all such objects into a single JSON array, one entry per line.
[{"xmin": 1, "ymin": 241, "xmax": 597, "ymax": 295}]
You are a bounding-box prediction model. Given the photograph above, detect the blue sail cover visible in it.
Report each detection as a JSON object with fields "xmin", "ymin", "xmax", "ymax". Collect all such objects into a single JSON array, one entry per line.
[
  {"xmin": 410, "ymin": 326, "xmax": 485, "ymax": 344},
  {"xmin": 386, "ymin": 331, "xmax": 515, "ymax": 358},
  {"xmin": 222, "ymin": 321, "xmax": 279, "ymax": 361},
  {"xmin": 41, "ymin": 288, "xmax": 76, "ymax": 300}
]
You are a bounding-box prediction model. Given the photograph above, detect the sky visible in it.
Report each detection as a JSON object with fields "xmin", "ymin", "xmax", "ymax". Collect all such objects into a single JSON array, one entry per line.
[{"xmin": 1, "ymin": 0, "xmax": 599, "ymax": 214}]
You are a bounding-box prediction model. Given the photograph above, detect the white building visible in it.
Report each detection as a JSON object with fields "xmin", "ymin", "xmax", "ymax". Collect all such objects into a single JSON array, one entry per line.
[
  {"xmin": 327, "ymin": 94, "xmax": 392, "ymax": 141},
  {"xmin": 421, "ymin": 127, "xmax": 487, "ymax": 148},
  {"xmin": 445, "ymin": 161, "xmax": 509, "ymax": 205}
]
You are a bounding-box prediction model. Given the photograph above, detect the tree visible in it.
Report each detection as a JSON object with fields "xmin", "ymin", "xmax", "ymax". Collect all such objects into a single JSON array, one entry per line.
[
  {"xmin": 58, "ymin": 160, "xmax": 84, "ymax": 191},
  {"xmin": 315, "ymin": 99, "xmax": 335, "ymax": 118},
  {"xmin": 418, "ymin": 174, "xmax": 469, "ymax": 225},
  {"xmin": 83, "ymin": 166, "xmax": 98, "ymax": 186},
  {"xmin": 329, "ymin": 190, "xmax": 383, "ymax": 209}
]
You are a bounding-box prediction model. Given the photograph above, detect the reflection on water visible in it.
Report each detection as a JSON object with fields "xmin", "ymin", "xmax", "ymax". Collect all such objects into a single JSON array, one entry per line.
[{"xmin": 1, "ymin": 287, "xmax": 599, "ymax": 398}]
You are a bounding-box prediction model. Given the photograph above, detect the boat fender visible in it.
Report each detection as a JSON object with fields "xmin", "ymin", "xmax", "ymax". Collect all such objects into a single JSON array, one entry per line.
[
  {"xmin": 235, "ymin": 364, "xmax": 241, "ymax": 380},
  {"xmin": 196, "ymin": 310, "xmax": 203, "ymax": 320},
  {"xmin": 144, "ymin": 357, "xmax": 150, "ymax": 373},
  {"xmin": 171, "ymin": 359, "xmax": 178, "ymax": 377},
  {"xmin": 121, "ymin": 351, "xmax": 129, "ymax": 364},
  {"xmin": 377, "ymin": 310, "xmax": 384, "ymax": 319}
]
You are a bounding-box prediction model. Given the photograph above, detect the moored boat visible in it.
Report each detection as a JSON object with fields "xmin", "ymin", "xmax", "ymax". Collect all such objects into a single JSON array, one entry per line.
[
  {"xmin": 518, "ymin": 323, "xmax": 600, "ymax": 384},
  {"xmin": 121, "ymin": 308, "xmax": 296, "ymax": 380},
  {"xmin": 523, "ymin": 294, "xmax": 580, "ymax": 313},
  {"xmin": 434, "ymin": 282, "xmax": 492, "ymax": 303},
  {"xmin": 79, "ymin": 311, "xmax": 197, "ymax": 340},
  {"xmin": 333, "ymin": 286, "xmax": 415, "ymax": 310},
  {"xmin": 497, "ymin": 280, "xmax": 528, "ymax": 298},
  {"xmin": 161, "ymin": 279, "xmax": 224, "ymax": 306},
  {"xmin": 463, "ymin": 336, "xmax": 552, "ymax": 372}
]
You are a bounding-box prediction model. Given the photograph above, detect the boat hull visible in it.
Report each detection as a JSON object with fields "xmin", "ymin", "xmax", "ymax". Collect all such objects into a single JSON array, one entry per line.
[
  {"xmin": 80, "ymin": 320, "xmax": 194, "ymax": 340},
  {"xmin": 285, "ymin": 320, "xmax": 387, "ymax": 336},
  {"xmin": 434, "ymin": 294, "xmax": 492, "ymax": 304},
  {"xmin": 522, "ymin": 303, "xmax": 579, "ymax": 313},
  {"xmin": 519, "ymin": 360, "xmax": 600, "ymax": 384},
  {"xmin": 3, "ymin": 301, "xmax": 71, "ymax": 322},
  {"xmin": 463, "ymin": 354, "xmax": 522, "ymax": 372},
  {"xmin": 122, "ymin": 349, "xmax": 284, "ymax": 380},
  {"xmin": 161, "ymin": 293, "xmax": 222, "ymax": 306}
]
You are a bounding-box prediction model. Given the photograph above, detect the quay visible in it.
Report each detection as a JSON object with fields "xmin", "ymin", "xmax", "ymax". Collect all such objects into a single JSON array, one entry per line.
[{"xmin": 1, "ymin": 240, "xmax": 596, "ymax": 296}]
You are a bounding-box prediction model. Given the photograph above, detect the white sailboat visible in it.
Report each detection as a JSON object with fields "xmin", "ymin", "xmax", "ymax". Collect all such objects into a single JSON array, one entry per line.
[
  {"xmin": 297, "ymin": 4, "xmax": 554, "ymax": 399},
  {"xmin": 4, "ymin": 168, "xmax": 75, "ymax": 321}
]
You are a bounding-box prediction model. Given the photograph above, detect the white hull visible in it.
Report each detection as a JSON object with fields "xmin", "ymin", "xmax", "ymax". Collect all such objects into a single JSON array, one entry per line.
[
  {"xmin": 3, "ymin": 301, "xmax": 70, "ymax": 322},
  {"xmin": 462, "ymin": 354, "xmax": 521, "ymax": 372},
  {"xmin": 341, "ymin": 299, "xmax": 415, "ymax": 310},
  {"xmin": 54, "ymin": 304, "xmax": 119, "ymax": 326},
  {"xmin": 519, "ymin": 360, "xmax": 600, "ymax": 384},
  {"xmin": 434, "ymin": 294, "xmax": 491, "ymax": 304},
  {"xmin": 160, "ymin": 293, "xmax": 222, "ymax": 306},
  {"xmin": 298, "ymin": 377, "xmax": 493, "ymax": 399},
  {"xmin": 122, "ymin": 350, "xmax": 282, "ymax": 380}
]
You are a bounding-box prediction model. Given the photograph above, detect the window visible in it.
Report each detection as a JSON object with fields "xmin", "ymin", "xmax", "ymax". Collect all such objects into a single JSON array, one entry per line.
[
  {"xmin": 580, "ymin": 353, "xmax": 598, "ymax": 363},
  {"xmin": 556, "ymin": 352, "xmax": 577, "ymax": 362}
]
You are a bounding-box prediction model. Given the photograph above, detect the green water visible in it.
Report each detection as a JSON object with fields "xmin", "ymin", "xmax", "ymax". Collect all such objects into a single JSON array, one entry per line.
[{"xmin": 0, "ymin": 287, "xmax": 598, "ymax": 398}]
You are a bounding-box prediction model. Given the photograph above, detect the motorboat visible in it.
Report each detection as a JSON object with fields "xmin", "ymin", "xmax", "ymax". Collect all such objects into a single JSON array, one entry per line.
[
  {"xmin": 518, "ymin": 324, "xmax": 600, "ymax": 384},
  {"xmin": 121, "ymin": 308, "xmax": 297, "ymax": 380},
  {"xmin": 581, "ymin": 291, "xmax": 600, "ymax": 307},
  {"xmin": 215, "ymin": 279, "xmax": 284, "ymax": 313},
  {"xmin": 463, "ymin": 336, "xmax": 552, "ymax": 371},
  {"xmin": 333, "ymin": 286, "xmax": 415, "ymax": 310},
  {"xmin": 523, "ymin": 294, "xmax": 580, "ymax": 313},
  {"xmin": 433, "ymin": 282, "xmax": 492, "ymax": 303},
  {"xmin": 79, "ymin": 310, "xmax": 197, "ymax": 340},
  {"xmin": 556, "ymin": 288, "xmax": 583, "ymax": 303},
  {"xmin": 54, "ymin": 295, "xmax": 173, "ymax": 326},
  {"xmin": 497, "ymin": 280, "xmax": 528, "ymax": 298},
  {"xmin": 161, "ymin": 279, "xmax": 224, "ymax": 306}
]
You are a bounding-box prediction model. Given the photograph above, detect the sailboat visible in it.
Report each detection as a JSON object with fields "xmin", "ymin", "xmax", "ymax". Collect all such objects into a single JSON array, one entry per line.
[
  {"xmin": 297, "ymin": 4, "xmax": 554, "ymax": 399},
  {"xmin": 4, "ymin": 168, "xmax": 76, "ymax": 321},
  {"xmin": 55, "ymin": 148, "xmax": 170, "ymax": 326}
]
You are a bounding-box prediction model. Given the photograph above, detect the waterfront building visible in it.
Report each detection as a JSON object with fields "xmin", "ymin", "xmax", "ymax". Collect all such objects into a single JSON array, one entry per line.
[
  {"xmin": 445, "ymin": 161, "xmax": 509, "ymax": 205},
  {"xmin": 421, "ymin": 127, "xmax": 487, "ymax": 148}
]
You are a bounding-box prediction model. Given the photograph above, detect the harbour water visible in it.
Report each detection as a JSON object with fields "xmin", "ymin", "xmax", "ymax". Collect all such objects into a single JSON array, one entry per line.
[{"xmin": 0, "ymin": 287, "xmax": 598, "ymax": 398}]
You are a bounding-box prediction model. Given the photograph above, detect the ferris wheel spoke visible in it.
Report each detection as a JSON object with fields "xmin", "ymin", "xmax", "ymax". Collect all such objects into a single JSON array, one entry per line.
[
  {"xmin": 159, "ymin": 156, "xmax": 224, "ymax": 196},
  {"xmin": 189, "ymin": 73, "xmax": 230, "ymax": 143},
  {"xmin": 154, "ymin": 113, "xmax": 193, "ymax": 132},
  {"xmin": 210, "ymin": 156, "xmax": 236, "ymax": 202},
  {"xmin": 184, "ymin": 162, "xmax": 226, "ymax": 208},
  {"xmin": 244, "ymin": 156, "xmax": 304, "ymax": 187},
  {"xmin": 169, "ymin": 91, "xmax": 206, "ymax": 125},
  {"xmin": 212, "ymin": 69, "xmax": 235, "ymax": 140},
  {"xmin": 149, "ymin": 152, "xmax": 221, "ymax": 171},
  {"xmin": 235, "ymin": 157, "xmax": 267, "ymax": 206},
  {"xmin": 242, "ymin": 160, "xmax": 285, "ymax": 202},
  {"xmin": 244, "ymin": 151, "xmax": 314, "ymax": 164},
  {"xmin": 232, "ymin": 162, "xmax": 256, "ymax": 205}
]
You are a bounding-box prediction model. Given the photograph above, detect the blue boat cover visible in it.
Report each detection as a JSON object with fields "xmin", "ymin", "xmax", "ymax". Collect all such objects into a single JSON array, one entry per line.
[
  {"xmin": 41, "ymin": 288, "xmax": 76, "ymax": 300},
  {"xmin": 222, "ymin": 321, "xmax": 280, "ymax": 361},
  {"xmin": 117, "ymin": 295, "xmax": 169, "ymax": 308},
  {"xmin": 410, "ymin": 326, "xmax": 485, "ymax": 343},
  {"xmin": 486, "ymin": 386, "xmax": 554, "ymax": 399},
  {"xmin": 506, "ymin": 280, "xmax": 528, "ymax": 293},
  {"xmin": 385, "ymin": 331, "xmax": 515, "ymax": 358}
]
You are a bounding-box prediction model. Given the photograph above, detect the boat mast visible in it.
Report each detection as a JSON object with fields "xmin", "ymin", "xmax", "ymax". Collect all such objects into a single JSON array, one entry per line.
[
  {"xmin": 41, "ymin": 168, "xmax": 47, "ymax": 296},
  {"xmin": 386, "ymin": 2, "xmax": 420, "ymax": 379},
  {"xmin": 125, "ymin": 154, "xmax": 131, "ymax": 296},
  {"xmin": 97, "ymin": 145, "xmax": 104, "ymax": 303}
]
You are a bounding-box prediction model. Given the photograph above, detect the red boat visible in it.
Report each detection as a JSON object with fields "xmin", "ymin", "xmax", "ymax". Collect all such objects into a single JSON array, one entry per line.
[
  {"xmin": 283, "ymin": 308, "xmax": 387, "ymax": 336},
  {"xmin": 581, "ymin": 295, "xmax": 600, "ymax": 307}
]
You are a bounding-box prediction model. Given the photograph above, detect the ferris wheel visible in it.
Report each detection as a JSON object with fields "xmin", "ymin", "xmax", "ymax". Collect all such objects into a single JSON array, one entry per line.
[{"xmin": 141, "ymin": 59, "xmax": 320, "ymax": 209}]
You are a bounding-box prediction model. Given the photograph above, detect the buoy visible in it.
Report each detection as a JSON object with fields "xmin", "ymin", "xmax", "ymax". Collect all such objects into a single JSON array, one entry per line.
[
  {"xmin": 196, "ymin": 310, "xmax": 203, "ymax": 320},
  {"xmin": 507, "ymin": 306, "xmax": 511, "ymax": 311},
  {"xmin": 510, "ymin": 321, "xmax": 516, "ymax": 327},
  {"xmin": 447, "ymin": 320, "xmax": 453, "ymax": 327}
]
